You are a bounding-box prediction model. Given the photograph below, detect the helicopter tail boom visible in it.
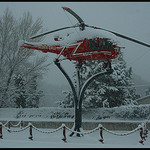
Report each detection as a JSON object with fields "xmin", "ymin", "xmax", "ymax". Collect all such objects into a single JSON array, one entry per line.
[{"xmin": 18, "ymin": 40, "xmax": 61, "ymax": 54}]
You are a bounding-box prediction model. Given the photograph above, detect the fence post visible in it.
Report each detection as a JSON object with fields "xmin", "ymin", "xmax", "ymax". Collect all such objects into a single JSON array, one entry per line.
[
  {"xmin": 28, "ymin": 123, "xmax": 33, "ymax": 140},
  {"xmin": 7, "ymin": 121, "xmax": 11, "ymax": 133},
  {"xmin": 99, "ymin": 125, "xmax": 104, "ymax": 144},
  {"xmin": 139, "ymin": 127, "xmax": 144, "ymax": 145},
  {"xmin": 0, "ymin": 122, "xmax": 3, "ymax": 139},
  {"xmin": 20, "ymin": 120, "xmax": 23, "ymax": 129},
  {"xmin": 62, "ymin": 124, "xmax": 67, "ymax": 142},
  {"xmin": 8, "ymin": 121, "xmax": 10, "ymax": 129}
]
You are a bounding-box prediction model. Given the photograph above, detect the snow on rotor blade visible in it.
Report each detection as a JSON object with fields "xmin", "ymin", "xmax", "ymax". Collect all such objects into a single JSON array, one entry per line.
[
  {"xmin": 62, "ymin": 7, "xmax": 84, "ymax": 24},
  {"xmin": 30, "ymin": 25, "xmax": 78, "ymax": 39},
  {"xmin": 85, "ymin": 24, "xmax": 150, "ymax": 48}
]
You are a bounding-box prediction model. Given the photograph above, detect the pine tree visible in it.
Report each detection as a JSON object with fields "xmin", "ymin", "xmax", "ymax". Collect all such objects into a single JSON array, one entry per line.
[
  {"xmin": 26, "ymin": 75, "xmax": 43, "ymax": 108},
  {"xmin": 85, "ymin": 52, "xmax": 137, "ymax": 108},
  {"xmin": 57, "ymin": 90, "xmax": 74, "ymax": 108},
  {"xmin": 13, "ymin": 74, "xmax": 43, "ymax": 108},
  {"xmin": 58, "ymin": 52, "xmax": 137, "ymax": 108},
  {"xmin": 13, "ymin": 74, "xmax": 27, "ymax": 108},
  {"xmin": 145, "ymin": 87, "xmax": 150, "ymax": 96}
]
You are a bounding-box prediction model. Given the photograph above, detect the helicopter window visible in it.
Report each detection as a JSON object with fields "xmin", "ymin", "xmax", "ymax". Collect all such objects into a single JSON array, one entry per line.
[
  {"xmin": 99, "ymin": 39, "xmax": 113, "ymax": 50},
  {"xmin": 89, "ymin": 39, "xmax": 98, "ymax": 50}
]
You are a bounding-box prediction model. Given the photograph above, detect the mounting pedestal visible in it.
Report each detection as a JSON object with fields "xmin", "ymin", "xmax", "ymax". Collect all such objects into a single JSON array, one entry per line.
[{"xmin": 54, "ymin": 59, "xmax": 113, "ymax": 136}]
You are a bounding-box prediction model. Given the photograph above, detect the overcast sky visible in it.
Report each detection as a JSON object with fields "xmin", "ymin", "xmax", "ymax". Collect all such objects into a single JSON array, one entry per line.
[{"xmin": 1, "ymin": 2, "xmax": 150, "ymax": 87}]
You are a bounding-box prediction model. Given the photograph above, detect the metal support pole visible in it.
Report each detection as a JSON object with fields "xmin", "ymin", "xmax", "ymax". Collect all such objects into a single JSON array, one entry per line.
[
  {"xmin": 54, "ymin": 59, "xmax": 81, "ymax": 136},
  {"xmin": 75, "ymin": 63, "xmax": 81, "ymax": 98},
  {"xmin": 78, "ymin": 69, "xmax": 113, "ymax": 107},
  {"xmin": 54, "ymin": 59, "xmax": 113, "ymax": 137},
  {"xmin": 54, "ymin": 59, "xmax": 78, "ymax": 107}
]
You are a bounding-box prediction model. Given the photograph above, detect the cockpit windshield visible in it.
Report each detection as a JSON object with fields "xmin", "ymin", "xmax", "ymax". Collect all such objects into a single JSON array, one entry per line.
[
  {"xmin": 89, "ymin": 38, "xmax": 114, "ymax": 51},
  {"xmin": 89, "ymin": 39, "xmax": 98, "ymax": 50},
  {"xmin": 99, "ymin": 38, "xmax": 113, "ymax": 50}
]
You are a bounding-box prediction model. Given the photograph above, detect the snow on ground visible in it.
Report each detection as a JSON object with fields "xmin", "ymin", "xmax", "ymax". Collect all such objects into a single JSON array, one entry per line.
[
  {"xmin": 0, "ymin": 106, "xmax": 149, "ymax": 148},
  {"xmin": 0, "ymin": 126, "xmax": 150, "ymax": 148},
  {"xmin": 0, "ymin": 105, "xmax": 150, "ymax": 122}
]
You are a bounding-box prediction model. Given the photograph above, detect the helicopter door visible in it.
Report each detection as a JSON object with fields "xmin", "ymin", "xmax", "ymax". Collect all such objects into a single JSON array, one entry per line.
[{"xmin": 89, "ymin": 39, "xmax": 98, "ymax": 50}]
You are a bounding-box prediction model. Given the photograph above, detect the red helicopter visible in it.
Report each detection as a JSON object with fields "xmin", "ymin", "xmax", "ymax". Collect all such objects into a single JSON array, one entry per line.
[{"xmin": 18, "ymin": 7, "xmax": 150, "ymax": 69}]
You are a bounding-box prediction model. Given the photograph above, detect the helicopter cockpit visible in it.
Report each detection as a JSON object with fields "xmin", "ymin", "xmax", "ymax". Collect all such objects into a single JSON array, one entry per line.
[
  {"xmin": 89, "ymin": 38, "xmax": 114, "ymax": 51},
  {"xmin": 99, "ymin": 38, "xmax": 113, "ymax": 50},
  {"xmin": 89, "ymin": 39, "xmax": 98, "ymax": 50}
]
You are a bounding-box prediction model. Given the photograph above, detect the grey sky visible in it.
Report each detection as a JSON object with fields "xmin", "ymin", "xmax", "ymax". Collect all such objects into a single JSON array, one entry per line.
[{"xmin": 1, "ymin": 2, "xmax": 150, "ymax": 86}]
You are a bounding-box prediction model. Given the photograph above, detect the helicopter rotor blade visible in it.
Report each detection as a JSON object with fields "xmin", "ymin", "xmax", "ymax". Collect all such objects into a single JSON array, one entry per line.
[
  {"xmin": 62, "ymin": 7, "xmax": 85, "ymax": 31},
  {"xmin": 62, "ymin": 7, "xmax": 84, "ymax": 25},
  {"xmin": 85, "ymin": 24, "xmax": 150, "ymax": 48},
  {"xmin": 30, "ymin": 25, "xmax": 78, "ymax": 39}
]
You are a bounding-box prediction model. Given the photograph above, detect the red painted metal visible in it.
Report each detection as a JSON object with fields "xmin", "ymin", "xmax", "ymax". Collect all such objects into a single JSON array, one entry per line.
[
  {"xmin": 28, "ymin": 124, "xmax": 33, "ymax": 140},
  {"xmin": 99, "ymin": 126, "xmax": 104, "ymax": 144},
  {"xmin": 19, "ymin": 37, "xmax": 124, "ymax": 63},
  {"xmin": 62, "ymin": 126, "xmax": 67, "ymax": 142}
]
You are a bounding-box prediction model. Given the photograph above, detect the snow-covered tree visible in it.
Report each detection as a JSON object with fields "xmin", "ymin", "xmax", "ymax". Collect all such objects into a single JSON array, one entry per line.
[
  {"xmin": 82, "ymin": 52, "xmax": 137, "ymax": 108},
  {"xmin": 57, "ymin": 90, "xmax": 74, "ymax": 108},
  {"xmin": 144, "ymin": 87, "xmax": 150, "ymax": 96},
  {"xmin": 58, "ymin": 51, "xmax": 137, "ymax": 108},
  {"xmin": 0, "ymin": 8, "xmax": 48, "ymax": 107},
  {"xmin": 25, "ymin": 75, "xmax": 43, "ymax": 108},
  {"xmin": 13, "ymin": 74, "xmax": 27, "ymax": 108},
  {"xmin": 12, "ymin": 74, "xmax": 43, "ymax": 108}
]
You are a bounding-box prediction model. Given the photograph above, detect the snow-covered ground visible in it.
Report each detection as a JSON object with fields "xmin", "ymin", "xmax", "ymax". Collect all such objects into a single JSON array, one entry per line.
[
  {"xmin": 0, "ymin": 125, "xmax": 149, "ymax": 148},
  {"xmin": 0, "ymin": 105, "xmax": 150, "ymax": 121},
  {"xmin": 0, "ymin": 106, "xmax": 149, "ymax": 148}
]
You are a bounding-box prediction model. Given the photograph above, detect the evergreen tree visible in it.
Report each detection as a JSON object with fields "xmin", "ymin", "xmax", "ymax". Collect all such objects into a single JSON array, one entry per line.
[
  {"xmin": 13, "ymin": 74, "xmax": 27, "ymax": 108},
  {"xmin": 13, "ymin": 74, "xmax": 43, "ymax": 108},
  {"xmin": 58, "ymin": 52, "xmax": 137, "ymax": 108},
  {"xmin": 57, "ymin": 90, "xmax": 74, "ymax": 108},
  {"xmin": 26, "ymin": 75, "xmax": 43, "ymax": 108},
  {"xmin": 145, "ymin": 87, "xmax": 150, "ymax": 96}
]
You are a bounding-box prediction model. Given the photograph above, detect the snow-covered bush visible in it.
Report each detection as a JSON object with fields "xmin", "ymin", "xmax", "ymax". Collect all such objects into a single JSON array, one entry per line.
[
  {"xmin": 114, "ymin": 104, "xmax": 150, "ymax": 120},
  {"xmin": 6, "ymin": 104, "xmax": 149, "ymax": 121}
]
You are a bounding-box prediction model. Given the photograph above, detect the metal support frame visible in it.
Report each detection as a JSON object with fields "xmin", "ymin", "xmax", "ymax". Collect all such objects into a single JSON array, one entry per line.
[{"xmin": 54, "ymin": 58, "xmax": 113, "ymax": 136}]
